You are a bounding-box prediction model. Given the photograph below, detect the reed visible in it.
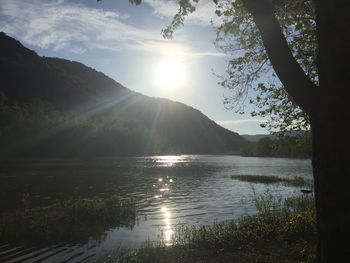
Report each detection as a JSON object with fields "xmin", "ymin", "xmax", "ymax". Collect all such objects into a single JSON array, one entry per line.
[
  {"xmin": 0, "ymin": 195, "xmax": 136, "ymax": 244},
  {"xmin": 100, "ymin": 194, "xmax": 316, "ymax": 263},
  {"xmin": 230, "ymin": 174, "xmax": 311, "ymax": 187}
]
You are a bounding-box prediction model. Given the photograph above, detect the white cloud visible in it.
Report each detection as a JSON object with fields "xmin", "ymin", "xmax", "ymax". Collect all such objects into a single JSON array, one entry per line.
[
  {"xmin": 143, "ymin": 0, "xmax": 222, "ymax": 26},
  {"xmin": 0, "ymin": 0, "xmax": 154, "ymax": 51},
  {"xmin": 215, "ymin": 119, "xmax": 267, "ymax": 126},
  {"xmin": 143, "ymin": 0, "xmax": 179, "ymax": 19},
  {"xmin": 0, "ymin": 0, "xmax": 222, "ymax": 58},
  {"xmin": 191, "ymin": 51, "xmax": 226, "ymax": 57}
]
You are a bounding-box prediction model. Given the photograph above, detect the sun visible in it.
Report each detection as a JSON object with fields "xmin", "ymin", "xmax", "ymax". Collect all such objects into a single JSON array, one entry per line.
[{"xmin": 155, "ymin": 59, "xmax": 185, "ymax": 89}]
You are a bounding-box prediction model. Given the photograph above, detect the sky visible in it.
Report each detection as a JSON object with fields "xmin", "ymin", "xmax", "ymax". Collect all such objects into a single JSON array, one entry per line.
[{"xmin": 0, "ymin": 0, "xmax": 268, "ymax": 135}]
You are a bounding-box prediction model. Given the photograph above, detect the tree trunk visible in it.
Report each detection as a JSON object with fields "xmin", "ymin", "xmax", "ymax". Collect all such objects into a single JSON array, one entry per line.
[
  {"xmin": 311, "ymin": 111, "xmax": 350, "ymax": 262},
  {"xmin": 313, "ymin": 1, "xmax": 350, "ymax": 262}
]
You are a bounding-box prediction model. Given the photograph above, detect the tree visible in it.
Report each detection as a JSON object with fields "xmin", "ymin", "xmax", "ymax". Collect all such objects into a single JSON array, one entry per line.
[
  {"xmin": 256, "ymin": 137, "xmax": 273, "ymax": 156},
  {"xmin": 214, "ymin": 0, "xmax": 315, "ymax": 133},
  {"xmin": 126, "ymin": 0, "xmax": 350, "ymax": 261}
]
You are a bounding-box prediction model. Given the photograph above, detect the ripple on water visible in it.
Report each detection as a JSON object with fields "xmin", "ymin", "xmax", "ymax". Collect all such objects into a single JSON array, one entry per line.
[{"xmin": 0, "ymin": 155, "xmax": 312, "ymax": 262}]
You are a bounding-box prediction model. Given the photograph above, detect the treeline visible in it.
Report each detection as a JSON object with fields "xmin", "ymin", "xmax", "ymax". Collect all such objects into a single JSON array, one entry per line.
[
  {"xmin": 0, "ymin": 33, "xmax": 249, "ymax": 157},
  {"xmin": 0, "ymin": 91, "xmax": 310, "ymax": 159},
  {"xmin": 0, "ymin": 92, "xmax": 174, "ymax": 158},
  {"xmin": 242, "ymin": 135, "xmax": 312, "ymax": 158}
]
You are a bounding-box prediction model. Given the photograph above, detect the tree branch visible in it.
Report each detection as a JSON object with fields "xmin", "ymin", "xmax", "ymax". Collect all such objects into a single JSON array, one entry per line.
[{"xmin": 242, "ymin": 0, "xmax": 317, "ymax": 113}]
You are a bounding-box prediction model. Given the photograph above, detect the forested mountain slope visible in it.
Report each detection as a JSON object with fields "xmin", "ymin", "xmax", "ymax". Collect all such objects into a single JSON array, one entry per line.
[{"xmin": 0, "ymin": 32, "xmax": 247, "ymax": 157}]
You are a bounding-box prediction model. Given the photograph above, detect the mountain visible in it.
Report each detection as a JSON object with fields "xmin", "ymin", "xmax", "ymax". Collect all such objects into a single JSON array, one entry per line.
[
  {"xmin": 242, "ymin": 134, "xmax": 275, "ymax": 142},
  {"xmin": 0, "ymin": 32, "xmax": 248, "ymax": 157},
  {"xmin": 242, "ymin": 130, "xmax": 309, "ymax": 143}
]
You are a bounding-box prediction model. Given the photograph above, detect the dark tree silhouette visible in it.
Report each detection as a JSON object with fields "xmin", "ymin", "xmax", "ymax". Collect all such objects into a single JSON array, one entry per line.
[
  {"xmin": 125, "ymin": 0, "xmax": 350, "ymax": 261},
  {"xmin": 229, "ymin": 2, "xmax": 350, "ymax": 261}
]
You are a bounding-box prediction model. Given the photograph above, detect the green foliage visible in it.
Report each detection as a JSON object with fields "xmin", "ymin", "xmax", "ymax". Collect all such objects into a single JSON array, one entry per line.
[
  {"xmin": 0, "ymin": 32, "xmax": 249, "ymax": 156},
  {"xmin": 243, "ymin": 133, "xmax": 312, "ymax": 158},
  {"xmin": 161, "ymin": 0, "xmax": 199, "ymax": 39},
  {"xmin": 230, "ymin": 174, "xmax": 310, "ymax": 187},
  {"xmin": 250, "ymin": 84, "xmax": 311, "ymax": 132},
  {"xmin": 0, "ymin": 95, "xmax": 168, "ymax": 157},
  {"xmin": 99, "ymin": 194, "xmax": 316, "ymax": 262},
  {"xmin": 128, "ymin": 0, "xmax": 142, "ymax": 5},
  {"xmin": 214, "ymin": 0, "xmax": 317, "ymax": 132},
  {"xmin": 0, "ymin": 195, "xmax": 136, "ymax": 244},
  {"xmin": 0, "ymin": 93, "xmax": 248, "ymax": 157},
  {"xmin": 133, "ymin": 0, "xmax": 316, "ymax": 133}
]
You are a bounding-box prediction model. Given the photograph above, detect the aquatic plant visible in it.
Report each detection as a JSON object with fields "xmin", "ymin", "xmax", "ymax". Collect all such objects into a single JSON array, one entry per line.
[
  {"xmin": 230, "ymin": 174, "xmax": 312, "ymax": 188},
  {"xmin": 0, "ymin": 195, "xmax": 136, "ymax": 244},
  {"xmin": 99, "ymin": 194, "xmax": 316, "ymax": 263}
]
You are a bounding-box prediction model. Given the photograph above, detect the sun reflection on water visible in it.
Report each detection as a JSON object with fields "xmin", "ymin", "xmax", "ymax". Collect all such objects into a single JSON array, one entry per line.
[
  {"xmin": 150, "ymin": 157, "xmax": 181, "ymax": 246},
  {"xmin": 148, "ymin": 156, "xmax": 184, "ymax": 245},
  {"xmin": 153, "ymin": 155, "xmax": 184, "ymax": 167},
  {"xmin": 160, "ymin": 206, "xmax": 174, "ymax": 246}
]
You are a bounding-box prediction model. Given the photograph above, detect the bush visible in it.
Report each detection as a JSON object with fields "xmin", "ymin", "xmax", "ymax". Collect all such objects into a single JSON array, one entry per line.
[
  {"xmin": 99, "ymin": 193, "xmax": 317, "ymax": 263},
  {"xmin": 0, "ymin": 195, "xmax": 136, "ymax": 244}
]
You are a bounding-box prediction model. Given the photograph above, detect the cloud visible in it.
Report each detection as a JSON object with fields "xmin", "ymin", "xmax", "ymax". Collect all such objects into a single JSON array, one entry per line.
[
  {"xmin": 143, "ymin": 0, "xmax": 179, "ymax": 19},
  {"xmin": 0, "ymin": 0, "xmax": 151, "ymax": 51},
  {"xmin": 134, "ymin": 40, "xmax": 226, "ymax": 58},
  {"xmin": 215, "ymin": 119, "xmax": 267, "ymax": 126},
  {"xmin": 0, "ymin": 0, "xmax": 223, "ymax": 58},
  {"xmin": 143, "ymin": 0, "xmax": 222, "ymax": 26},
  {"xmin": 190, "ymin": 51, "xmax": 226, "ymax": 57}
]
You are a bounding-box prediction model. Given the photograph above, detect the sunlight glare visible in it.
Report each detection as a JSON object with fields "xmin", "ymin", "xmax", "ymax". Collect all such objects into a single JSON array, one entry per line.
[
  {"xmin": 164, "ymin": 211, "xmax": 171, "ymax": 218},
  {"xmin": 156, "ymin": 156, "xmax": 182, "ymax": 167},
  {"xmin": 160, "ymin": 206, "xmax": 174, "ymax": 246},
  {"xmin": 155, "ymin": 59, "xmax": 185, "ymax": 89}
]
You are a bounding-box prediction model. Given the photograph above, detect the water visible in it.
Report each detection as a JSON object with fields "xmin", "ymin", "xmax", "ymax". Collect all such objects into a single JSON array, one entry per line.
[{"xmin": 0, "ymin": 155, "xmax": 312, "ymax": 262}]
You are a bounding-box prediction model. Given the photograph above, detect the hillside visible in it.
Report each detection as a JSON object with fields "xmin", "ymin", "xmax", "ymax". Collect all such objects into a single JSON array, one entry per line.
[
  {"xmin": 242, "ymin": 134, "xmax": 274, "ymax": 142},
  {"xmin": 0, "ymin": 32, "xmax": 248, "ymax": 157}
]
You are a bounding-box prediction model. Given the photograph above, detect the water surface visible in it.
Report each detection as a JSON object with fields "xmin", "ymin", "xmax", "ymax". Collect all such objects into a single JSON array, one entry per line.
[{"xmin": 0, "ymin": 155, "xmax": 312, "ymax": 262}]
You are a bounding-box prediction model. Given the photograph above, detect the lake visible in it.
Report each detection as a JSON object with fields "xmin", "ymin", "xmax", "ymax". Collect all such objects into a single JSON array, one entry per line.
[{"xmin": 0, "ymin": 155, "xmax": 312, "ymax": 262}]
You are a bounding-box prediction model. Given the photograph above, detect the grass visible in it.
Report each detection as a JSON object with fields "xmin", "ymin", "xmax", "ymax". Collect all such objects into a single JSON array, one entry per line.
[
  {"xmin": 0, "ymin": 195, "xmax": 136, "ymax": 244},
  {"xmin": 230, "ymin": 174, "xmax": 311, "ymax": 187},
  {"xmin": 98, "ymin": 193, "xmax": 317, "ymax": 263}
]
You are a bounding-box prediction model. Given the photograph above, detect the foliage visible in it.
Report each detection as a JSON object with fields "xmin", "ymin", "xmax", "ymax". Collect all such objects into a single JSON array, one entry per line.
[
  {"xmin": 0, "ymin": 195, "xmax": 136, "ymax": 244},
  {"xmin": 0, "ymin": 93, "xmax": 167, "ymax": 157},
  {"xmin": 0, "ymin": 89, "xmax": 248, "ymax": 157},
  {"xmin": 99, "ymin": 194, "xmax": 316, "ymax": 262},
  {"xmin": 143, "ymin": 0, "xmax": 317, "ymax": 133},
  {"xmin": 214, "ymin": 0, "xmax": 317, "ymax": 132},
  {"xmin": 230, "ymin": 174, "xmax": 310, "ymax": 187},
  {"xmin": 0, "ymin": 32, "xmax": 248, "ymax": 156},
  {"xmin": 243, "ymin": 133, "xmax": 312, "ymax": 158}
]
